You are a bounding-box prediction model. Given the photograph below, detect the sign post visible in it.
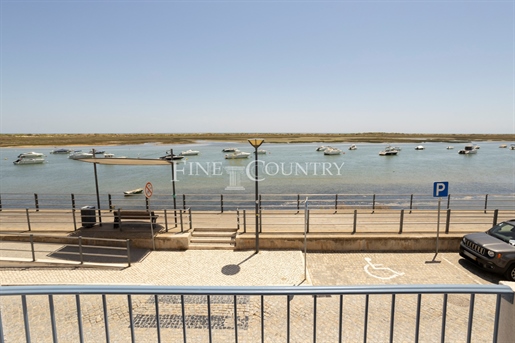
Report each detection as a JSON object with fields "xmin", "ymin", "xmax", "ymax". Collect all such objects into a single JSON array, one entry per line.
[
  {"xmin": 144, "ymin": 182, "xmax": 155, "ymax": 250},
  {"xmin": 427, "ymin": 182, "xmax": 449, "ymax": 263}
]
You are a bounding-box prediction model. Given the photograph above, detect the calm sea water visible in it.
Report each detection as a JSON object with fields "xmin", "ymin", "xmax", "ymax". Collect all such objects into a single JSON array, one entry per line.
[{"xmin": 1, "ymin": 141, "xmax": 514, "ymax": 197}]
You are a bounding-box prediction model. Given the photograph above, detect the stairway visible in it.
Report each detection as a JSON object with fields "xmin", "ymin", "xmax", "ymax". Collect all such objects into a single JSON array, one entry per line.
[{"xmin": 189, "ymin": 227, "xmax": 238, "ymax": 250}]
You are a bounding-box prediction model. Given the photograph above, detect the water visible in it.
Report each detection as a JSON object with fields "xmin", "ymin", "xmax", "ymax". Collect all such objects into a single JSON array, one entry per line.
[{"xmin": 1, "ymin": 141, "xmax": 514, "ymax": 197}]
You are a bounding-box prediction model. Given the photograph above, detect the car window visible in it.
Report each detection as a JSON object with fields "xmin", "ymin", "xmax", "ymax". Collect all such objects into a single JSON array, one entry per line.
[{"xmin": 488, "ymin": 222, "xmax": 515, "ymax": 243}]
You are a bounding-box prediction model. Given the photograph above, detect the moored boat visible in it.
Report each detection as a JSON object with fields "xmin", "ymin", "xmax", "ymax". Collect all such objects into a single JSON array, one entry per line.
[
  {"xmin": 254, "ymin": 149, "xmax": 267, "ymax": 155},
  {"xmin": 180, "ymin": 149, "xmax": 200, "ymax": 156},
  {"xmin": 18, "ymin": 152, "xmax": 45, "ymax": 158},
  {"xmin": 458, "ymin": 145, "xmax": 478, "ymax": 155},
  {"xmin": 13, "ymin": 157, "xmax": 46, "ymax": 165},
  {"xmin": 50, "ymin": 148, "xmax": 72, "ymax": 154},
  {"xmin": 68, "ymin": 152, "xmax": 94, "ymax": 159},
  {"xmin": 124, "ymin": 188, "xmax": 143, "ymax": 196},
  {"xmin": 348, "ymin": 144, "xmax": 357, "ymax": 150},
  {"xmin": 415, "ymin": 145, "xmax": 425, "ymax": 150},
  {"xmin": 222, "ymin": 148, "xmax": 237, "ymax": 152},
  {"xmin": 225, "ymin": 150, "xmax": 251, "ymax": 159},
  {"xmin": 379, "ymin": 147, "xmax": 399, "ymax": 156},
  {"xmin": 324, "ymin": 148, "xmax": 344, "ymax": 155}
]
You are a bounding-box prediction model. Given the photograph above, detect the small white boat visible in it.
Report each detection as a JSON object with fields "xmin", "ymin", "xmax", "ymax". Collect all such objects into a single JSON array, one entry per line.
[
  {"xmin": 180, "ymin": 149, "xmax": 200, "ymax": 156},
  {"xmin": 225, "ymin": 150, "xmax": 251, "ymax": 159},
  {"xmin": 324, "ymin": 148, "xmax": 344, "ymax": 155},
  {"xmin": 348, "ymin": 144, "xmax": 357, "ymax": 150},
  {"xmin": 50, "ymin": 148, "xmax": 72, "ymax": 154},
  {"xmin": 458, "ymin": 145, "xmax": 478, "ymax": 155},
  {"xmin": 499, "ymin": 144, "xmax": 507, "ymax": 148},
  {"xmin": 103, "ymin": 153, "xmax": 115, "ymax": 158},
  {"xmin": 13, "ymin": 157, "xmax": 46, "ymax": 165},
  {"xmin": 68, "ymin": 152, "xmax": 94, "ymax": 159},
  {"xmin": 415, "ymin": 145, "xmax": 425, "ymax": 150},
  {"xmin": 446, "ymin": 146, "xmax": 454, "ymax": 150},
  {"xmin": 222, "ymin": 148, "xmax": 237, "ymax": 152},
  {"xmin": 254, "ymin": 149, "xmax": 267, "ymax": 155},
  {"xmin": 510, "ymin": 144, "xmax": 515, "ymax": 150},
  {"xmin": 379, "ymin": 147, "xmax": 399, "ymax": 156},
  {"xmin": 18, "ymin": 152, "xmax": 45, "ymax": 158},
  {"xmin": 316, "ymin": 146, "xmax": 328, "ymax": 151},
  {"xmin": 124, "ymin": 188, "xmax": 143, "ymax": 196}
]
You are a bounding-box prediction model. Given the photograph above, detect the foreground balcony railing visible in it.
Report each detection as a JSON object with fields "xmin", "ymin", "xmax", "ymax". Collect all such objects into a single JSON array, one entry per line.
[{"xmin": 0, "ymin": 284, "xmax": 513, "ymax": 343}]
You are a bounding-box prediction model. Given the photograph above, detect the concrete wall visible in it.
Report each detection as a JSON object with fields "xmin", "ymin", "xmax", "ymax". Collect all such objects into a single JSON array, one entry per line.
[{"xmin": 235, "ymin": 233, "xmax": 463, "ymax": 252}]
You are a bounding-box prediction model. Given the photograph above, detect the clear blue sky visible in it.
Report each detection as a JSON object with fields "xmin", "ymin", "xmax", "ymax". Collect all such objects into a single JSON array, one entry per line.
[{"xmin": 1, "ymin": 0, "xmax": 514, "ymax": 134}]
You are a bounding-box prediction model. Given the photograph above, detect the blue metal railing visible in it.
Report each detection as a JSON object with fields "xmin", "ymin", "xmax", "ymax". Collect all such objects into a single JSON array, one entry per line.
[{"xmin": 0, "ymin": 284, "xmax": 512, "ymax": 343}]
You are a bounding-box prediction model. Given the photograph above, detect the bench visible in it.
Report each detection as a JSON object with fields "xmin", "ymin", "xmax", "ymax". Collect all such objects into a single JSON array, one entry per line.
[{"xmin": 113, "ymin": 209, "xmax": 159, "ymax": 229}]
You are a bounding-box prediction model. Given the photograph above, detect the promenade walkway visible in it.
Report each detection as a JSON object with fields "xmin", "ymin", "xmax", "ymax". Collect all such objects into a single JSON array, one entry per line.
[{"xmin": 0, "ymin": 249, "xmax": 509, "ymax": 342}]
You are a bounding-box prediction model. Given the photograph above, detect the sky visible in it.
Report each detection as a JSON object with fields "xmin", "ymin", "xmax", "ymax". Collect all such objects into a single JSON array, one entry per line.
[{"xmin": 0, "ymin": 0, "xmax": 514, "ymax": 134}]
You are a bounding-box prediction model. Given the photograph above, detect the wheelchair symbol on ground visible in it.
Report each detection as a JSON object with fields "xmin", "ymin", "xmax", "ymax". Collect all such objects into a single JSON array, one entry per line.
[{"xmin": 364, "ymin": 257, "xmax": 404, "ymax": 280}]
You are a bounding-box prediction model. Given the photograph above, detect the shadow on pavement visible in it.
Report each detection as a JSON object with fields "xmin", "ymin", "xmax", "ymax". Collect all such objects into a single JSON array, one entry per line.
[
  {"xmin": 457, "ymin": 258, "xmax": 504, "ymax": 284},
  {"xmin": 47, "ymin": 245, "xmax": 150, "ymax": 264}
]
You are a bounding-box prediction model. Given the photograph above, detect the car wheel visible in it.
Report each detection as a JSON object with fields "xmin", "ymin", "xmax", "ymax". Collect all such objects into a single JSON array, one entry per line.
[{"xmin": 505, "ymin": 264, "xmax": 515, "ymax": 282}]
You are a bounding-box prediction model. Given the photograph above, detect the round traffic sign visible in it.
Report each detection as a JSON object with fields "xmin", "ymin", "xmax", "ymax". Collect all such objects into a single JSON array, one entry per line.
[{"xmin": 144, "ymin": 182, "xmax": 153, "ymax": 198}]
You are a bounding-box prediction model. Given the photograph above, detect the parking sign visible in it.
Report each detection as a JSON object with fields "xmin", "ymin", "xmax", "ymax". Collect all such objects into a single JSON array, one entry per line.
[{"xmin": 433, "ymin": 182, "xmax": 449, "ymax": 197}]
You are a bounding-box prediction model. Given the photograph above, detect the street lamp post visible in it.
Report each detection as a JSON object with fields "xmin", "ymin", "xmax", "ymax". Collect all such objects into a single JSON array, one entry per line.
[{"xmin": 248, "ymin": 138, "xmax": 264, "ymax": 253}]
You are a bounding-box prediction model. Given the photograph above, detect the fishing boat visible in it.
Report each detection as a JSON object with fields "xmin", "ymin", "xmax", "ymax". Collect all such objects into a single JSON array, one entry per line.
[
  {"xmin": 348, "ymin": 144, "xmax": 357, "ymax": 150},
  {"xmin": 124, "ymin": 188, "xmax": 143, "ymax": 196},
  {"xmin": 254, "ymin": 149, "xmax": 267, "ymax": 155},
  {"xmin": 446, "ymin": 146, "xmax": 454, "ymax": 150},
  {"xmin": 222, "ymin": 148, "xmax": 237, "ymax": 152},
  {"xmin": 415, "ymin": 145, "xmax": 425, "ymax": 150}
]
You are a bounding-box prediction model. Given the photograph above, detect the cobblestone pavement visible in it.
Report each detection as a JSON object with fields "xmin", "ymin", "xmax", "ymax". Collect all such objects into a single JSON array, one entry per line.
[{"xmin": 0, "ymin": 250, "xmax": 508, "ymax": 342}]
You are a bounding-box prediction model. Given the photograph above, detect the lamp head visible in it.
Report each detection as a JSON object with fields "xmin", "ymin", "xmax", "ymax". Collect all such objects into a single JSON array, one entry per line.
[{"xmin": 248, "ymin": 138, "xmax": 265, "ymax": 148}]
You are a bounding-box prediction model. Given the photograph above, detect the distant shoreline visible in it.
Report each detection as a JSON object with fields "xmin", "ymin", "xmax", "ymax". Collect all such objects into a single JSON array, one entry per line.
[{"xmin": 1, "ymin": 133, "xmax": 514, "ymax": 148}]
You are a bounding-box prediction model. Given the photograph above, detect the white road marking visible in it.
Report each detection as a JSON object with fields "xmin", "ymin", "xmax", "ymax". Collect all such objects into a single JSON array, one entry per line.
[{"xmin": 364, "ymin": 257, "xmax": 404, "ymax": 280}]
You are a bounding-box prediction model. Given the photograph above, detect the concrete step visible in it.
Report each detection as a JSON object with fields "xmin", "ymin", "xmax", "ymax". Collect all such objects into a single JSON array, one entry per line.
[
  {"xmin": 192, "ymin": 231, "xmax": 236, "ymax": 238},
  {"xmin": 189, "ymin": 245, "xmax": 234, "ymax": 251},
  {"xmin": 190, "ymin": 236, "xmax": 235, "ymax": 244},
  {"xmin": 193, "ymin": 227, "xmax": 238, "ymax": 232}
]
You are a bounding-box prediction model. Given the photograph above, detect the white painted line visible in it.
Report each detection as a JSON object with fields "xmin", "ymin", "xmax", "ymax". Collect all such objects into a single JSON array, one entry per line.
[{"xmin": 364, "ymin": 257, "xmax": 404, "ymax": 280}]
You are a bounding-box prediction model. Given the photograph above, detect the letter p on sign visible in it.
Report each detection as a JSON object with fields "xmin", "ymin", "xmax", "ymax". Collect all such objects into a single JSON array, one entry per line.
[{"xmin": 433, "ymin": 182, "xmax": 449, "ymax": 197}]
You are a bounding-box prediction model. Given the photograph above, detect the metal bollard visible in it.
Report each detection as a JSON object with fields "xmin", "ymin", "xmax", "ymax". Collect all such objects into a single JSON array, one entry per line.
[
  {"xmin": 188, "ymin": 208, "xmax": 192, "ymax": 231},
  {"xmin": 126, "ymin": 240, "xmax": 131, "ymax": 267},
  {"xmin": 72, "ymin": 209, "xmax": 77, "ymax": 231},
  {"xmin": 493, "ymin": 209, "xmax": 499, "ymax": 226},
  {"xmin": 334, "ymin": 194, "xmax": 338, "ymax": 213},
  {"xmin": 353, "ymin": 209, "xmax": 357, "ymax": 234},
  {"xmin": 78, "ymin": 237, "xmax": 84, "ymax": 265},
  {"xmin": 30, "ymin": 234, "xmax": 36, "ymax": 262},
  {"xmin": 34, "ymin": 193, "xmax": 39, "ymax": 212},
  {"xmin": 182, "ymin": 194, "xmax": 186, "ymax": 210},
  {"xmin": 243, "ymin": 209, "xmax": 247, "ymax": 233},
  {"xmin": 71, "ymin": 193, "xmax": 75, "ymax": 210},
  {"xmin": 372, "ymin": 194, "xmax": 376, "ymax": 213},
  {"xmin": 484, "ymin": 194, "xmax": 489, "ymax": 213},
  {"xmin": 180, "ymin": 210, "xmax": 184, "ymax": 232},
  {"xmin": 446, "ymin": 194, "xmax": 451, "ymax": 209},
  {"xmin": 399, "ymin": 209, "xmax": 404, "ymax": 234},
  {"xmin": 296, "ymin": 194, "xmax": 300, "ymax": 213},
  {"xmin": 445, "ymin": 209, "xmax": 451, "ymax": 234},
  {"xmin": 108, "ymin": 194, "xmax": 112, "ymax": 212},
  {"xmin": 26, "ymin": 208, "xmax": 31, "ymax": 231},
  {"xmin": 221, "ymin": 194, "xmax": 224, "ymax": 213},
  {"xmin": 409, "ymin": 194, "xmax": 413, "ymax": 213},
  {"xmin": 164, "ymin": 209, "xmax": 168, "ymax": 232}
]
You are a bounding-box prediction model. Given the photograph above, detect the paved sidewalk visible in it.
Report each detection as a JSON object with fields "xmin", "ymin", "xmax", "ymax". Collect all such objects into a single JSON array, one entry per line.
[{"xmin": 0, "ymin": 250, "xmax": 508, "ymax": 343}]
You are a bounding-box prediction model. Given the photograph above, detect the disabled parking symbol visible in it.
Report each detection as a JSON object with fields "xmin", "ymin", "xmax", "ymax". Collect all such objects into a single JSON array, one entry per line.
[{"xmin": 364, "ymin": 257, "xmax": 404, "ymax": 280}]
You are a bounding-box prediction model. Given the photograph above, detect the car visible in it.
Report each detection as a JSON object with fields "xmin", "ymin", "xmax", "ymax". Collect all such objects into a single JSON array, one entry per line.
[{"xmin": 459, "ymin": 219, "xmax": 515, "ymax": 281}]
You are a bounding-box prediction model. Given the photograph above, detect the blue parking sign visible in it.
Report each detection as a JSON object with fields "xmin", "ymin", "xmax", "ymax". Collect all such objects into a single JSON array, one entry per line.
[{"xmin": 433, "ymin": 182, "xmax": 449, "ymax": 197}]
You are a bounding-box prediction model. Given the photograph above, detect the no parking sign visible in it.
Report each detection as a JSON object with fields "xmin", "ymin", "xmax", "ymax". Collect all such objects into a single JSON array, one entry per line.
[{"xmin": 144, "ymin": 182, "xmax": 153, "ymax": 198}]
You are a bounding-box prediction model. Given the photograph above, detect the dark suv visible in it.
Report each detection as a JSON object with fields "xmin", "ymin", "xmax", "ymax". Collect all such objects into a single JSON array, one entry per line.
[{"xmin": 459, "ymin": 219, "xmax": 515, "ymax": 281}]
